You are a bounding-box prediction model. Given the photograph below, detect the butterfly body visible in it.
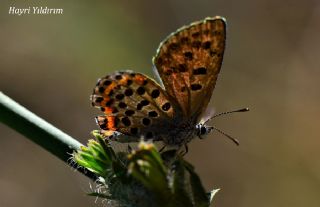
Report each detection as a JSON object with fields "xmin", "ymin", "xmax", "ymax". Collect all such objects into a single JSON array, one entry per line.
[
  {"xmin": 91, "ymin": 16, "xmax": 226, "ymax": 150},
  {"xmin": 159, "ymin": 119, "xmax": 197, "ymax": 146}
]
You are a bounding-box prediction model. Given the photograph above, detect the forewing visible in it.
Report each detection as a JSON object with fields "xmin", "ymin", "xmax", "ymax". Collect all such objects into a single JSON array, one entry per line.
[
  {"xmin": 153, "ymin": 17, "xmax": 226, "ymax": 122},
  {"xmin": 91, "ymin": 71, "xmax": 177, "ymax": 141}
]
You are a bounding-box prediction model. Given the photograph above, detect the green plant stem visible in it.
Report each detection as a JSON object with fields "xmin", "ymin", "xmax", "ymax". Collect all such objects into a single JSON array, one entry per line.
[{"xmin": 0, "ymin": 92, "xmax": 97, "ymax": 181}]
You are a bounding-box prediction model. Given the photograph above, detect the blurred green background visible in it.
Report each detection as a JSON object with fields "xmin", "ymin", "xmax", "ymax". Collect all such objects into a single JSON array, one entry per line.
[{"xmin": 1, "ymin": 0, "xmax": 319, "ymax": 206}]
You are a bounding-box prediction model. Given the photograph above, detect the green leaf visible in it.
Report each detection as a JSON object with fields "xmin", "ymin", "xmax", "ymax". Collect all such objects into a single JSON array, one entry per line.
[
  {"xmin": 75, "ymin": 137, "xmax": 219, "ymax": 207},
  {"xmin": 184, "ymin": 160, "xmax": 210, "ymax": 207},
  {"xmin": 87, "ymin": 192, "xmax": 113, "ymax": 199},
  {"xmin": 93, "ymin": 130, "xmax": 117, "ymax": 161},
  {"xmin": 171, "ymin": 159, "xmax": 193, "ymax": 207},
  {"xmin": 208, "ymin": 188, "xmax": 220, "ymax": 204},
  {"xmin": 128, "ymin": 142, "xmax": 170, "ymax": 199}
]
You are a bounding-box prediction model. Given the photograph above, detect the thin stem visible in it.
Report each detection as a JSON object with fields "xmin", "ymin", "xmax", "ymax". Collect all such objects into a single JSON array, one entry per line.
[{"xmin": 0, "ymin": 92, "xmax": 97, "ymax": 181}]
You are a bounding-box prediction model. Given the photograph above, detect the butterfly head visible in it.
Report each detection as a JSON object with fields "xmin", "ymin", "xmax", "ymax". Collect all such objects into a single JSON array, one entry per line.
[
  {"xmin": 196, "ymin": 123, "xmax": 214, "ymax": 139},
  {"xmin": 195, "ymin": 107, "xmax": 249, "ymax": 145}
]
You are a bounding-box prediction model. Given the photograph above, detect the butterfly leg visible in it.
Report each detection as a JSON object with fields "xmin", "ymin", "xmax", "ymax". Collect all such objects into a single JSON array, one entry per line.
[
  {"xmin": 184, "ymin": 144, "xmax": 188, "ymax": 154},
  {"xmin": 179, "ymin": 144, "xmax": 189, "ymax": 156},
  {"xmin": 99, "ymin": 129, "xmax": 119, "ymax": 140},
  {"xmin": 127, "ymin": 144, "xmax": 133, "ymax": 153},
  {"xmin": 159, "ymin": 144, "xmax": 167, "ymax": 153},
  {"xmin": 198, "ymin": 135, "xmax": 204, "ymax": 139}
]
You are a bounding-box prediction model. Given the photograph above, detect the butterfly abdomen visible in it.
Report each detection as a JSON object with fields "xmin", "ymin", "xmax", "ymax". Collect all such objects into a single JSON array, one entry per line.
[{"xmin": 161, "ymin": 121, "xmax": 198, "ymax": 146}]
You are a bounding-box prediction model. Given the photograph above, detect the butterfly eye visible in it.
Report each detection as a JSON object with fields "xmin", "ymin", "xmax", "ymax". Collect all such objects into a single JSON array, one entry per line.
[{"xmin": 200, "ymin": 126, "xmax": 207, "ymax": 135}]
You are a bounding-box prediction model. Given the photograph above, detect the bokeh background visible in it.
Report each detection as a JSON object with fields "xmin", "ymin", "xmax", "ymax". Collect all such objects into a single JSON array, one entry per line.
[{"xmin": 1, "ymin": 0, "xmax": 319, "ymax": 206}]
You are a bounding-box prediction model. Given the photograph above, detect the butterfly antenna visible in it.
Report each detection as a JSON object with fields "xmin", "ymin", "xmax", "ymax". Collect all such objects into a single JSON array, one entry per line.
[
  {"xmin": 205, "ymin": 107, "xmax": 249, "ymax": 124},
  {"xmin": 212, "ymin": 126, "xmax": 240, "ymax": 146}
]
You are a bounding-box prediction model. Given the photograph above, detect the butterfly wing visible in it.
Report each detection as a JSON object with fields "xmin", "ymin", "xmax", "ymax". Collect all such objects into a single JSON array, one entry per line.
[
  {"xmin": 153, "ymin": 17, "xmax": 226, "ymax": 122},
  {"xmin": 91, "ymin": 71, "xmax": 181, "ymax": 141}
]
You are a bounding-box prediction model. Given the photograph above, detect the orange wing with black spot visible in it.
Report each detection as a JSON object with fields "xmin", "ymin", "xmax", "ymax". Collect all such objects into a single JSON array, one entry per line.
[
  {"xmin": 153, "ymin": 17, "xmax": 226, "ymax": 122},
  {"xmin": 91, "ymin": 70, "xmax": 181, "ymax": 140}
]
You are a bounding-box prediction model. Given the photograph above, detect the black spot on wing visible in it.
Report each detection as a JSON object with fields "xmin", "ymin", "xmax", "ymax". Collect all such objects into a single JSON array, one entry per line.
[
  {"xmin": 162, "ymin": 102, "xmax": 171, "ymax": 111},
  {"xmin": 193, "ymin": 67, "xmax": 207, "ymax": 75},
  {"xmin": 137, "ymin": 87, "xmax": 145, "ymax": 95},
  {"xmin": 125, "ymin": 88, "xmax": 133, "ymax": 96},
  {"xmin": 121, "ymin": 117, "xmax": 131, "ymax": 126},
  {"xmin": 191, "ymin": 84, "xmax": 202, "ymax": 91},
  {"xmin": 148, "ymin": 111, "xmax": 158, "ymax": 117},
  {"xmin": 184, "ymin": 52, "xmax": 193, "ymax": 60},
  {"xmin": 142, "ymin": 118, "xmax": 151, "ymax": 126},
  {"xmin": 118, "ymin": 102, "xmax": 127, "ymax": 108},
  {"xmin": 125, "ymin": 110, "xmax": 135, "ymax": 116},
  {"xmin": 151, "ymin": 89, "xmax": 160, "ymax": 98}
]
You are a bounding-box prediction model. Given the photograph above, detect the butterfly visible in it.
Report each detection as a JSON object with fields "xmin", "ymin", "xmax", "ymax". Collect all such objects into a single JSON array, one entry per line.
[{"xmin": 91, "ymin": 16, "xmax": 247, "ymax": 153}]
